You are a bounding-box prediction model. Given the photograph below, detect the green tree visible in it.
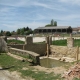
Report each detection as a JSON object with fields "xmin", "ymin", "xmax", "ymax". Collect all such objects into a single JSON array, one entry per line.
[
  {"xmin": 20, "ymin": 28, "xmax": 24, "ymax": 35},
  {"xmin": 45, "ymin": 19, "xmax": 57, "ymax": 27},
  {"xmin": 17, "ymin": 29, "xmax": 20, "ymax": 34},
  {"xmin": 25, "ymin": 26, "xmax": 29, "ymax": 31},
  {"xmin": 54, "ymin": 21, "xmax": 57, "ymax": 26},
  {"xmin": 51, "ymin": 19, "xmax": 54, "ymax": 26},
  {"xmin": 5, "ymin": 31, "xmax": 11, "ymax": 36}
]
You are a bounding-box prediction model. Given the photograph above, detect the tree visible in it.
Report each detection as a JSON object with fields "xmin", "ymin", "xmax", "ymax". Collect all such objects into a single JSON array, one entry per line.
[
  {"xmin": 17, "ymin": 29, "xmax": 20, "ymax": 34},
  {"xmin": 45, "ymin": 19, "xmax": 57, "ymax": 27},
  {"xmin": 5, "ymin": 31, "xmax": 11, "ymax": 36},
  {"xmin": 1, "ymin": 30, "xmax": 3, "ymax": 34},
  {"xmin": 25, "ymin": 26, "xmax": 29, "ymax": 31},
  {"xmin": 54, "ymin": 21, "xmax": 57, "ymax": 26},
  {"xmin": 51, "ymin": 19, "xmax": 54, "ymax": 26},
  {"xmin": 20, "ymin": 28, "xmax": 24, "ymax": 35}
]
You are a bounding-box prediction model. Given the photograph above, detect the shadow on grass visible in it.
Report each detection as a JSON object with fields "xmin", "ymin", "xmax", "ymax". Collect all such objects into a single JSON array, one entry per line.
[{"xmin": 0, "ymin": 65, "xmax": 15, "ymax": 70}]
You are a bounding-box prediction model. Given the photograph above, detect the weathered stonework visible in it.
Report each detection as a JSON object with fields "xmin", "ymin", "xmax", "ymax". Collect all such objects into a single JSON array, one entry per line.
[
  {"xmin": 50, "ymin": 45, "xmax": 80, "ymax": 60},
  {"xmin": 8, "ymin": 47, "xmax": 40, "ymax": 65},
  {"xmin": 25, "ymin": 36, "xmax": 33, "ymax": 44},
  {"xmin": 67, "ymin": 38, "xmax": 74, "ymax": 48},
  {"xmin": 0, "ymin": 37, "xmax": 7, "ymax": 52},
  {"xmin": 8, "ymin": 36, "xmax": 47, "ymax": 56}
]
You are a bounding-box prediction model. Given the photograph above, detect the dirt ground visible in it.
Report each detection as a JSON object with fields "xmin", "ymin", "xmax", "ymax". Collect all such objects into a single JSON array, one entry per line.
[
  {"xmin": 0, "ymin": 69, "xmax": 25, "ymax": 80},
  {"xmin": 6, "ymin": 53, "xmax": 76, "ymax": 80}
]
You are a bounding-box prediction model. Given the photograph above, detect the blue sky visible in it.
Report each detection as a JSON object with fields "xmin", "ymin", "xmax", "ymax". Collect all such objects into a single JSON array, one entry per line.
[{"xmin": 0, "ymin": 0, "xmax": 80, "ymax": 31}]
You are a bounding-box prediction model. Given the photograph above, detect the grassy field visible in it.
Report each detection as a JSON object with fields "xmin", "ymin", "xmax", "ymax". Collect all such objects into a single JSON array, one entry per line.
[
  {"xmin": 0, "ymin": 53, "xmax": 79, "ymax": 80},
  {"xmin": 7, "ymin": 39, "xmax": 25, "ymax": 44},
  {"xmin": 0, "ymin": 53, "xmax": 63, "ymax": 80},
  {"xmin": 52, "ymin": 39, "xmax": 80, "ymax": 47}
]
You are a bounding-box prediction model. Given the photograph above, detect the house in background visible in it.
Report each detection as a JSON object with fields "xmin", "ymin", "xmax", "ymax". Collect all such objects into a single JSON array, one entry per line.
[
  {"xmin": 72, "ymin": 28, "xmax": 78, "ymax": 34},
  {"xmin": 72, "ymin": 27, "xmax": 80, "ymax": 34}
]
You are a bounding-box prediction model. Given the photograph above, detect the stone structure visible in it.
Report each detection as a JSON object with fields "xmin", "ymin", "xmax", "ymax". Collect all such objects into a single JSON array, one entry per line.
[
  {"xmin": 8, "ymin": 47, "xmax": 40, "ymax": 65},
  {"xmin": 67, "ymin": 36, "xmax": 74, "ymax": 48},
  {"xmin": 25, "ymin": 36, "xmax": 33, "ymax": 44},
  {"xmin": 7, "ymin": 36, "xmax": 80, "ymax": 61},
  {"xmin": 8, "ymin": 36, "xmax": 47, "ymax": 56},
  {"xmin": 49, "ymin": 36, "xmax": 52, "ymax": 45},
  {"xmin": 1, "ymin": 36, "xmax": 7, "ymax": 42},
  {"xmin": 50, "ymin": 45, "xmax": 77, "ymax": 58},
  {"xmin": 0, "ymin": 37, "xmax": 7, "ymax": 52}
]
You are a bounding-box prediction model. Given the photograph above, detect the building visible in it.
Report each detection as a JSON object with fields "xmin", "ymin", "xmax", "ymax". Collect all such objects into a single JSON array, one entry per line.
[
  {"xmin": 72, "ymin": 28, "xmax": 78, "ymax": 34},
  {"xmin": 34, "ymin": 26, "xmax": 72, "ymax": 34}
]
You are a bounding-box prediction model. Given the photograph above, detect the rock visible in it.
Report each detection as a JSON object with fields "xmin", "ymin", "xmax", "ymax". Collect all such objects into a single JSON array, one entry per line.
[{"xmin": 0, "ymin": 37, "xmax": 8, "ymax": 53}]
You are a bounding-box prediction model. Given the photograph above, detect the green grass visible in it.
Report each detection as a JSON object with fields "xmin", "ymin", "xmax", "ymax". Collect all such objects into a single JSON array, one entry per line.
[
  {"xmin": 52, "ymin": 39, "xmax": 80, "ymax": 47},
  {"xmin": 7, "ymin": 39, "xmax": 25, "ymax": 44},
  {"xmin": 52, "ymin": 39, "xmax": 67, "ymax": 46},
  {"xmin": 21, "ymin": 70, "xmax": 63, "ymax": 80},
  {"xmin": 0, "ymin": 53, "xmax": 29, "ymax": 71},
  {"xmin": 74, "ymin": 39, "xmax": 80, "ymax": 46},
  {"xmin": 0, "ymin": 53, "xmax": 64, "ymax": 80}
]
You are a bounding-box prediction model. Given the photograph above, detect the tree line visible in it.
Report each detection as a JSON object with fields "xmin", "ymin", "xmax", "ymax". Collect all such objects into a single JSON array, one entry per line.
[{"xmin": 0, "ymin": 26, "xmax": 33, "ymax": 36}]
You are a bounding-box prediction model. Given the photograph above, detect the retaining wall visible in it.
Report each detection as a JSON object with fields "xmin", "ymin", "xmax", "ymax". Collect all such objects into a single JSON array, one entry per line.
[
  {"xmin": 50, "ymin": 45, "xmax": 80, "ymax": 59},
  {"xmin": 8, "ymin": 43, "xmax": 47, "ymax": 56},
  {"xmin": 8, "ymin": 47, "xmax": 40, "ymax": 64}
]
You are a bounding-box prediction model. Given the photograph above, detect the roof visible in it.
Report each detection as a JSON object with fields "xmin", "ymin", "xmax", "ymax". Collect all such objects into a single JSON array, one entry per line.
[
  {"xmin": 35, "ymin": 26, "xmax": 71, "ymax": 30},
  {"xmin": 72, "ymin": 28, "xmax": 78, "ymax": 31}
]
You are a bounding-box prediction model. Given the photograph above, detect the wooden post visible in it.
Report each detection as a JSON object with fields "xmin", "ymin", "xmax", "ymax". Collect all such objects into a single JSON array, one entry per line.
[
  {"xmin": 76, "ymin": 46, "xmax": 79, "ymax": 64},
  {"xmin": 23, "ymin": 45, "xmax": 25, "ymax": 50},
  {"xmin": 47, "ymin": 44, "xmax": 49, "ymax": 57},
  {"xmin": 46, "ymin": 36, "xmax": 49, "ymax": 57}
]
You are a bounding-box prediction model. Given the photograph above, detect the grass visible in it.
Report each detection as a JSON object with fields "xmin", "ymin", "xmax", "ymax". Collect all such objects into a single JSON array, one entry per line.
[
  {"xmin": 0, "ymin": 53, "xmax": 29, "ymax": 71},
  {"xmin": 0, "ymin": 53, "xmax": 65, "ymax": 80},
  {"xmin": 7, "ymin": 39, "xmax": 25, "ymax": 44},
  {"xmin": 52, "ymin": 39, "xmax": 80, "ymax": 47},
  {"xmin": 52, "ymin": 39, "xmax": 67, "ymax": 46},
  {"xmin": 20, "ymin": 70, "xmax": 63, "ymax": 80}
]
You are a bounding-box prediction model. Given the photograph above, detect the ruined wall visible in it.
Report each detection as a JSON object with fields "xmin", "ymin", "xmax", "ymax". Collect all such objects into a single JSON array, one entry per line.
[
  {"xmin": 50, "ymin": 45, "xmax": 80, "ymax": 59},
  {"xmin": 8, "ymin": 44, "xmax": 24, "ymax": 49},
  {"xmin": 24, "ymin": 43, "xmax": 47, "ymax": 56},
  {"xmin": 0, "ymin": 37, "xmax": 7, "ymax": 52},
  {"xmin": 8, "ymin": 44, "xmax": 47, "ymax": 56},
  {"xmin": 8, "ymin": 36, "xmax": 47, "ymax": 56},
  {"xmin": 8, "ymin": 47, "xmax": 40, "ymax": 64}
]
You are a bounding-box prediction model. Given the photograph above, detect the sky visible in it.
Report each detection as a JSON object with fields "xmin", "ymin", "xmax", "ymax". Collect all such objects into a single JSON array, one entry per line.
[{"xmin": 0, "ymin": 0, "xmax": 80, "ymax": 31}]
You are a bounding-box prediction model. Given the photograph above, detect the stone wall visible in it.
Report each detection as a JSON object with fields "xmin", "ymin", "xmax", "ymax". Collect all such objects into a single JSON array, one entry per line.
[
  {"xmin": 8, "ymin": 43, "xmax": 47, "ymax": 56},
  {"xmin": 8, "ymin": 47, "xmax": 40, "ymax": 64},
  {"xmin": 8, "ymin": 44, "xmax": 24, "ymax": 50},
  {"xmin": 67, "ymin": 38, "xmax": 74, "ymax": 48},
  {"xmin": 0, "ymin": 37, "xmax": 7, "ymax": 52},
  {"xmin": 50, "ymin": 45, "xmax": 80, "ymax": 59},
  {"xmin": 24, "ymin": 43, "xmax": 47, "ymax": 56}
]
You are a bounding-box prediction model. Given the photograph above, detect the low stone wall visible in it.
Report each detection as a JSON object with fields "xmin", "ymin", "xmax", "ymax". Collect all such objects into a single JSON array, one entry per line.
[
  {"xmin": 24, "ymin": 43, "xmax": 47, "ymax": 56},
  {"xmin": 50, "ymin": 45, "xmax": 80, "ymax": 60},
  {"xmin": 8, "ymin": 44, "xmax": 24, "ymax": 49},
  {"xmin": 8, "ymin": 43, "xmax": 47, "ymax": 56},
  {"xmin": 8, "ymin": 47, "xmax": 40, "ymax": 65}
]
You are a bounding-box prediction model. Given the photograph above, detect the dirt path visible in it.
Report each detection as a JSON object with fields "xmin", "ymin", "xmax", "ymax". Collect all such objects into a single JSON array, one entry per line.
[{"xmin": 0, "ymin": 70, "xmax": 26, "ymax": 80}]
